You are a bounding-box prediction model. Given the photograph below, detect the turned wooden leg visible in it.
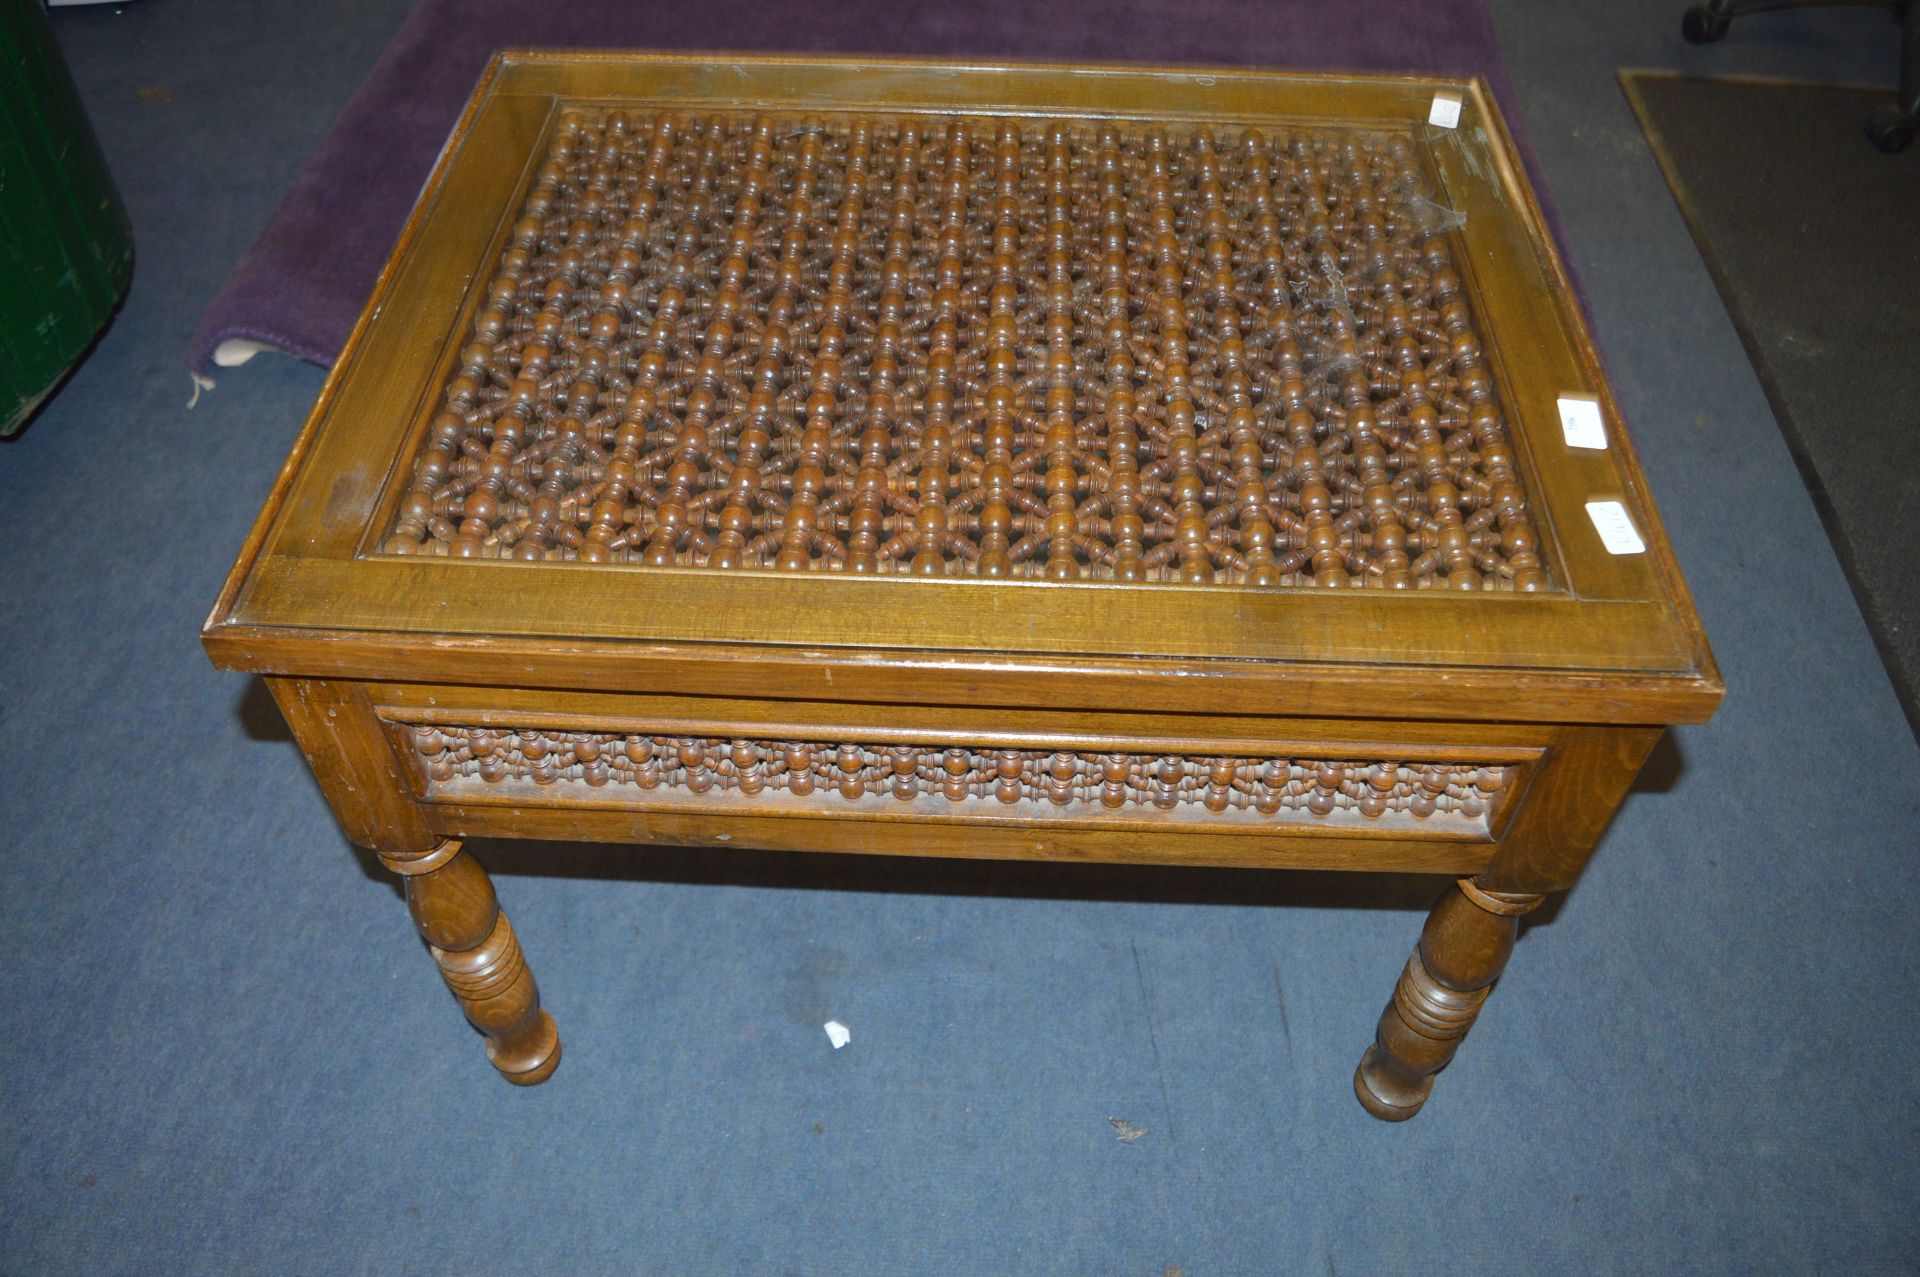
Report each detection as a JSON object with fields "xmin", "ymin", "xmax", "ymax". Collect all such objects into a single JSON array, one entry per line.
[
  {"xmin": 380, "ymin": 838, "xmax": 561, "ymax": 1085},
  {"xmin": 1354, "ymin": 877, "xmax": 1542, "ymax": 1121}
]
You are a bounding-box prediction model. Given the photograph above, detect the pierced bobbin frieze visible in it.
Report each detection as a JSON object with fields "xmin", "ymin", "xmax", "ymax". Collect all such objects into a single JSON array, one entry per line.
[{"xmin": 401, "ymin": 724, "xmax": 1517, "ymax": 832}]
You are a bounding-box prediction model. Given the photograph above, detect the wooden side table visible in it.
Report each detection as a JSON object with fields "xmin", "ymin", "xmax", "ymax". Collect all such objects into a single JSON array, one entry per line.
[{"xmin": 203, "ymin": 53, "xmax": 1721, "ymax": 1118}]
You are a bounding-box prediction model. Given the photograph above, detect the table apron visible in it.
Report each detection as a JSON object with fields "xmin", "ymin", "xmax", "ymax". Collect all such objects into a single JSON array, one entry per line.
[{"xmin": 264, "ymin": 677, "xmax": 1659, "ymax": 891}]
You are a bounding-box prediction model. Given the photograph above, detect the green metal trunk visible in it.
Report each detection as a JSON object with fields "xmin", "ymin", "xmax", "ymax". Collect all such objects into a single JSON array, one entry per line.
[{"xmin": 1, "ymin": 0, "xmax": 134, "ymax": 436}]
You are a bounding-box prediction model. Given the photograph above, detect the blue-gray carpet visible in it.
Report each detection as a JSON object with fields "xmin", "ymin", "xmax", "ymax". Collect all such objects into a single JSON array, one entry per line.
[
  {"xmin": 2, "ymin": 2, "xmax": 1915, "ymax": 1273},
  {"xmin": 1624, "ymin": 70, "xmax": 1920, "ymax": 738}
]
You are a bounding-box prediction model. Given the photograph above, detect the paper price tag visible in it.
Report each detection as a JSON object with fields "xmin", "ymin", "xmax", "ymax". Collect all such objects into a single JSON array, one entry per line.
[
  {"xmin": 1428, "ymin": 92, "xmax": 1463, "ymax": 129},
  {"xmin": 1557, "ymin": 395, "xmax": 1608, "ymax": 450},
  {"xmin": 1585, "ymin": 500, "xmax": 1646, "ymax": 555}
]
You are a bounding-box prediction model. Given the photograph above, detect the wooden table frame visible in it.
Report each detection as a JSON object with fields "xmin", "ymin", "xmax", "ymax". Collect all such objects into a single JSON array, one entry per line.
[{"xmin": 204, "ymin": 53, "xmax": 1720, "ymax": 1118}]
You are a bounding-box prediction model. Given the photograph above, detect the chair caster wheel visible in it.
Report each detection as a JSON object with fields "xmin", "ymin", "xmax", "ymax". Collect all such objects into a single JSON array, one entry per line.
[
  {"xmin": 1865, "ymin": 103, "xmax": 1914, "ymax": 153},
  {"xmin": 1681, "ymin": 6, "xmax": 1729, "ymax": 43}
]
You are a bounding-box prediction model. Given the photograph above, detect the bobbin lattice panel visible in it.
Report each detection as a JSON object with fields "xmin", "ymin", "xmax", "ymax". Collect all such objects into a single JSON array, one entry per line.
[
  {"xmin": 396, "ymin": 724, "xmax": 1521, "ymax": 838},
  {"xmin": 382, "ymin": 109, "xmax": 1552, "ymax": 591}
]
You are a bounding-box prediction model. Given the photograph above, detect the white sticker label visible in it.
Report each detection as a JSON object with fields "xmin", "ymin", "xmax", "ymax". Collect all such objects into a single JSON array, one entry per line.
[
  {"xmin": 1557, "ymin": 395, "xmax": 1608, "ymax": 449},
  {"xmin": 1585, "ymin": 500, "xmax": 1646, "ymax": 555},
  {"xmin": 823, "ymin": 1020, "xmax": 851, "ymax": 1050},
  {"xmin": 1428, "ymin": 92, "xmax": 1463, "ymax": 129}
]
